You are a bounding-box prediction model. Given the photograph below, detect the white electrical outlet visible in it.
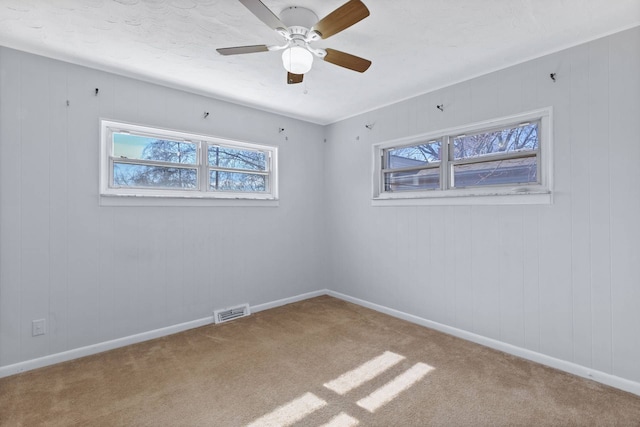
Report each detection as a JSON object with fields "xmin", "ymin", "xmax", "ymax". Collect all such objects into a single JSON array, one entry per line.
[{"xmin": 32, "ymin": 319, "xmax": 46, "ymax": 336}]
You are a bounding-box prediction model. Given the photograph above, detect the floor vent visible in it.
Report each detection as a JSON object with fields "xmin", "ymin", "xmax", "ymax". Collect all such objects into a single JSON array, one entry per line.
[{"xmin": 214, "ymin": 303, "xmax": 251, "ymax": 324}]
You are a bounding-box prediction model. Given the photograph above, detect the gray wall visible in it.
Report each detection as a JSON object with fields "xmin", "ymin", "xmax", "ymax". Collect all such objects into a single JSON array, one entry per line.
[
  {"xmin": 324, "ymin": 27, "xmax": 640, "ymax": 383},
  {"xmin": 0, "ymin": 47, "xmax": 326, "ymax": 367},
  {"xmin": 2, "ymin": 26, "xmax": 640, "ymax": 389}
]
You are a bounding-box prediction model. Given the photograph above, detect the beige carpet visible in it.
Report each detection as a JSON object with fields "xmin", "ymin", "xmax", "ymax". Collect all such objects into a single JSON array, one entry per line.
[{"xmin": 2, "ymin": 296, "xmax": 640, "ymax": 426}]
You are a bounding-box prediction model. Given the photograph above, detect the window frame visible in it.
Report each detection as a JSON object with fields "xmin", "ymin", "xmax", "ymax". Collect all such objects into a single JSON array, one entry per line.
[
  {"xmin": 99, "ymin": 120, "xmax": 278, "ymax": 204},
  {"xmin": 372, "ymin": 108, "xmax": 553, "ymax": 206}
]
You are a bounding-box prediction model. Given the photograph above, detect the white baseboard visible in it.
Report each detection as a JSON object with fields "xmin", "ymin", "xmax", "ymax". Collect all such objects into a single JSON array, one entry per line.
[
  {"xmin": 3, "ymin": 288, "xmax": 640, "ymax": 398},
  {"xmin": 0, "ymin": 290, "xmax": 327, "ymax": 379},
  {"xmin": 327, "ymin": 290, "xmax": 640, "ymax": 397},
  {"xmin": 0, "ymin": 316, "xmax": 214, "ymax": 379},
  {"xmin": 251, "ymin": 289, "xmax": 328, "ymax": 313}
]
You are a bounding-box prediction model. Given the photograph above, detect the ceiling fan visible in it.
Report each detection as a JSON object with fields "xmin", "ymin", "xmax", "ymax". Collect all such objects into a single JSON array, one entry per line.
[{"xmin": 217, "ymin": 0, "xmax": 372, "ymax": 84}]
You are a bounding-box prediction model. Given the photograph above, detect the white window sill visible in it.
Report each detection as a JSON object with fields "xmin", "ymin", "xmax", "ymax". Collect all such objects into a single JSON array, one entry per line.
[
  {"xmin": 372, "ymin": 190, "xmax": 552, "ymax": 206},
  {"xmin": 99, "ymin": 194, "xmax": 279, "ymax": 207}
]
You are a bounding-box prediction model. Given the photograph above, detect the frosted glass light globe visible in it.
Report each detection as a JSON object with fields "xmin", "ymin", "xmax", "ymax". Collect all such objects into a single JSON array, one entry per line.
[{"xmin": 282, "ymin": 46, "xmax": 313, "ymax": 74}]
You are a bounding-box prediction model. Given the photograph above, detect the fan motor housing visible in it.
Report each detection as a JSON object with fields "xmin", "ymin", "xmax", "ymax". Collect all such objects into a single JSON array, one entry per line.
[{"xmin": 279, "ymin": 6, "xmax": 318, "ymax": 29}]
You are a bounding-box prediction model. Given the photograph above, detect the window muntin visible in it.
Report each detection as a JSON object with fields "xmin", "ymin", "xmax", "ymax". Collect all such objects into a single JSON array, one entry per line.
[
  {"xmin": 100, "ymin": 120, "xmax": 278, "ymax": 200},
  {"xmin": 372, "ymin": 108, "xmax": 552, "ymax": 203}
]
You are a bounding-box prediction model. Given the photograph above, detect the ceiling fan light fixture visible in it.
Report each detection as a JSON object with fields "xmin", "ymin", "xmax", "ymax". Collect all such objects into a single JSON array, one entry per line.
[{"xmin": 282, "ymin": 46, "xmax": 313, "ymax": 74}]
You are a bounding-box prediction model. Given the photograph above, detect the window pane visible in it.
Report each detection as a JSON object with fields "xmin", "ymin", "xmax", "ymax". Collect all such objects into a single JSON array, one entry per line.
[
  {"xmin": 113, "ymin": 134, "xmax": 197, "ymax": 164},
  {"xmin": 113, "ymin": 163, "xmax": 197, "ymax": 189},
  {"xmin": 208, "ymin": 146, "xmax": 266, "ymax": 171},
  {"xmin": 385, "ymin": 168, "xmax": 440, "ymax": 192},
  {"xmin": 387, "ymin": 142, "xmax": 441, "ymax": 169},
  {"xmin": 210, "ymin": 171, "xmax": 266, "ymax": 192},
  {"xmin": 453, "ymin": 123, "xmax": 538, "ymax": 160},
  {"xmin": 452, "ymin": 157, "xmax": 537, "ymax": 188}
]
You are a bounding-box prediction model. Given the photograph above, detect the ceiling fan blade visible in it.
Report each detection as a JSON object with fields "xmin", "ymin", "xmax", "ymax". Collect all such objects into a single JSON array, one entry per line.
[
  {"xmin": 287, "ymin": 72, "xmax": 304, "ymax": 84},
  {"xmin": 324, "ymin": 48, "xmax": 371, "ymax": 72},
  {"xmin": 312, "ymin": 0, "xmax": 370, "ymax": 39},
  {"xmin": 238, "ymin": 0, "xmax": 286, "ymax": 30},
  {"xmin": 217, "ymin": 45, "xmax": 270, "ymax": 55}
]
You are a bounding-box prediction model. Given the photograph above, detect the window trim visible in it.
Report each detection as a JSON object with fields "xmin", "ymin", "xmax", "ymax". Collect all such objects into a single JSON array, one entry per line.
[
  {"xmin": 372, "ymin": 108, "xmax": 553, "ymax": 206},
  {"xmin": 99, "ymin": 120, "xmax": 279, "ymax": 204}
]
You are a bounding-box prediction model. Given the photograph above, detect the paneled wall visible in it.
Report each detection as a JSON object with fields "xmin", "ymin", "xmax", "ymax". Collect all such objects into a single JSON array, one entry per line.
[
  {"xmin": 2, "ymin": 27, "xmax": 640, "ymax": 390},
  {"xmin": 324, "ymin": 27, "xmax": 640, "ymax": 383},
  {"xmin": 0, "ymin": 47, "xmax": 326, "ymax": 368}
]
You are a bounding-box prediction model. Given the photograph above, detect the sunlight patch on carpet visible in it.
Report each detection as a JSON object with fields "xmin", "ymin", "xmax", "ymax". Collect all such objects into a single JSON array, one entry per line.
[
  {"xmin": 246, "ymin": 392, "xmax": 326, "ymax": 427},
  {"xmin": 357, "ymin": 362, "xmax": 434, "ymax": 413},
  {"xmin": 248, "ymin": 352, "xmax": 434, "ymax": 426},
  {"xmin": 323, "ymin": 351, "xmax": 405, "ymax": 395},
  {"xmin": 319, "ymin": 412, "xmax": 360, "ymax": 427}
]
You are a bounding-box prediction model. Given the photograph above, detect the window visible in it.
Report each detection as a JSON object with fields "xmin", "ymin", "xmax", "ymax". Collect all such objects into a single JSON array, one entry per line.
[
  {"xmin": 373, "ymin": 108, "xmax": 552, "ymax": 205},
  {"xmin": 383, "ymin": 141, "xmax": 442, "ymax": 192},
  {"xmin": 100, "ymin": 120, "xmax": 278, "ymax": 203}
]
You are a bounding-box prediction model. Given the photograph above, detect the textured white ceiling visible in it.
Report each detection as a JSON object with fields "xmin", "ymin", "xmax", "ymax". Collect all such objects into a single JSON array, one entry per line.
[{"xmin": 1, "ymin": 0, "xmax": 639, "ymax": 124}]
